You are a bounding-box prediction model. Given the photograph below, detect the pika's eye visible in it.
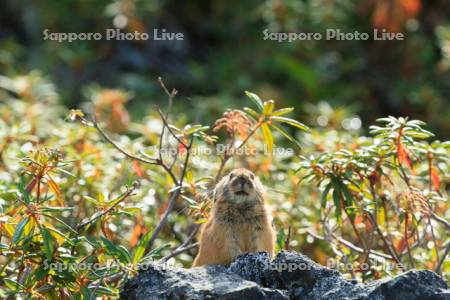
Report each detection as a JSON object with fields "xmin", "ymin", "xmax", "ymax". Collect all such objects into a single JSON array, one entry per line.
[
  {"xmin": 229, "ymin": 173, "xmax": 235, "ymax": 179},
  {"xmin": 249, "ymin": 173, "xmax": 255, "ymax": 180}
]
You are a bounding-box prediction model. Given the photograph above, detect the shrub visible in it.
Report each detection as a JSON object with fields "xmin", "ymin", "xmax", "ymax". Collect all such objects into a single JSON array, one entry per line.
[{"xmin": 0, "ymin": 72, "xmax": 448, "ymax": 298}]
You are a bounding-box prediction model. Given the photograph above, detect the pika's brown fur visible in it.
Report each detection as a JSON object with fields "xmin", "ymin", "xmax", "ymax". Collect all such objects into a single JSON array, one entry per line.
[{"xmin": 192, "ymin": 168, "xmax": 276, "ymax": 266}]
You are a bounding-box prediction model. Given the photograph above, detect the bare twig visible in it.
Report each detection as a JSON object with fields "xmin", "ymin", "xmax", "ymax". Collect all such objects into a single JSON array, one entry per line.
[
  {"xmin": 160, "ymin": 227, "xmax": 200, "ymax": 262},
  {"xmin": 215, "ymin": 122, "xmax": 262, "ymax": 181},
  {"xmin": 431, "ymin": 213, "xmax": 450, "ymax": 230},
  {"xmin": 435, "ymin": 242, "xmax": 450, "ymax": 274},
  {"xmin": 92, "ymin": 115, "xmax": 157, "ymax": 166},
  {"xmin": 404, "ymin": 213, "xmax": 415, "ymax": 268},
  {"xmin": 157, "ymin": 77, "xmax": 177, "ymax": 163},
  {"xmin": 144, "ymin": 137, "xmax": 194, "ymax": 253},
  {"xmin": 76, "ymin": 183, "xmax": 138, "ymax": 231},
  {"xmin": 366, "ymin": 212, "xmax": 404, "ymax": 269},
  {"xmin": 307, "ymin": 230, "xmax": 393, "ymax": 261},
  {"xmin": 285, "ymin": 226, "xmax": 291, "ymax": 251},
  {"xmin": 160, "ymin": 242, "xmax": 199, "ymax": 262},
  {"xmin": 92, "ymin": 114, "xmax": 178, "ymax": 184},
  {"xmin": 157, "ymin": 108, "xmax": 187, "ymax": 148}
]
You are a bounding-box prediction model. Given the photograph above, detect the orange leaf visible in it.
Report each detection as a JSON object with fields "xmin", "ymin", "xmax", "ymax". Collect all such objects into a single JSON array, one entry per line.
[
  {"xmin": 401, "ymin": 0, "xmax": 421, "ymax": 16},
  {"xmin": 129, "ymin": 215, "xmax": 144, "ymax": 247},
  {"xmin": 394, "ymin": 237, "xmax": 407, "ymax": 253},
  {"xmin": 178, "ymin": 142, "xmax": 187, "ymax": 154},
  {"xmin": 101, "ymin": 218, "xmax": 114, "ymax": 240},
  {"xmin": 431, "ymin": 167, "xmax": 440, "ymax": 191},
  {"xmin": 397, "ymin": 142, "xmax": 412, "ymax": 169},
  {"xmin": 133, "ymin": 160, "xmax": 144, "ymax": 177},
  {"xmin": 47, "ymin": 175, "xmax": 64, "ymax": 206}
]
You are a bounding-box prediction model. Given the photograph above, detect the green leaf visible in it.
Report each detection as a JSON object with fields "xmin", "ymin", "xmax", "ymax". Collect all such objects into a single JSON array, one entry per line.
[
  {"xmin": 141, "ymin": 243, "xmax": 171, "ymax": 262},
  {"xmin": 341, "ymin": 184, "xmax": 355, "ymax": 221},
  {"xmin": 107, "ymin": 190, "xmax": 129, "ymax": 207},
  {"xmin": 40, "ymin": 226, "xmax": 54, "ymax": 259},
  {"xmin": 3, "ymin": 278, "xmax": 25, "ymax": 291},
  {"xmin": 41, "ymin": 213, "xmax": 78, "ymax": 235},
  {"xmin": 33, "ymin": 265, "xmax": 50, "ymax": 281},
  {"xmin": 81, "ymin": 286, "xmax": 91, "ymax": 299},
  {"xmin": 182, "ymin": 195, "xmax": 200, "ymax": 209},
  {"xmin": 271, "ymin": 116, "xmax": 309, "ymax": 132},
  {"xmin": 243, "ymin": 107, "xmax": 259, "ymax": 119},
  {"xmin": 321, "ymin": 183, "xmax": 332, "ymax": 209},
  {"xmin": 18, "ymin": 177, "xmax": 31, "ymax": 205},
  {"xmin": 271, "ymin": 123, "xmax": 302, "ymax": 149},
  {"xmin": 245, "ymin": 91, "xmax": 264, "ymax": 112},
  {"xmin": 275, "ymin": 228, "xmax": 286, "ymax": 252},
  {"xmin": 101, "ymin": 237, "xmax": 131, "ymax": 264},
  {"xmin": 93, "ymin": 286, "xmax": 117, "ymax": 296},
  {"xmin": 332, "ymin": 182, "xmax": 342, "ymax": 223},
  {"xmin": 261, "ymin": 123, "xmax": 274, "ymax": 152},
  {"xmin": 272, "ymin": 107, "xmax": 294, "ymax": 116},
  {"xmin": 184, "ymin": 124, "xmax": 210, "ymax": 135},
  {"xmin": 40, "ymin": 206, "xmax": 73, "ymax": 213},
  {"xmin": 46, "ymin": 226, "xmax": 74, "ymax": 246},
  {"xmin": 12, "ymin": 217, "xmax": 30, "ymax": 244},
  {"xmin": 132, "ymin": 230, "xmax": 153, "ymax": 264}
]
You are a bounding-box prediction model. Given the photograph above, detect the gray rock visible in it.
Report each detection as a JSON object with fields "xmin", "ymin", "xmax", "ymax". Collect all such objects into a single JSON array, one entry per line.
[
  {"xmin": 121, "ymin": 251, "xmax": 450, "ymax": 300},
  {"xmin": 121, "ymin": 262, "xmax": 288, "ymax": 300}
]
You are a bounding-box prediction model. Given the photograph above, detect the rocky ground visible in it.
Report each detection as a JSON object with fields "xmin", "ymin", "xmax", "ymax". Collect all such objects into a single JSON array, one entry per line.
[{"xmin": 121, "ymin": 251, "xmax": 450, "ymax": 299}]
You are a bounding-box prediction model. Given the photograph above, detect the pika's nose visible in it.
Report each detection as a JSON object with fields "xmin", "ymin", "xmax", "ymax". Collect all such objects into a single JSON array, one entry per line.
[
  {"xmin": 237, "ymin": 175, "xmax": 247, "ymax": 184},
  {"xmin": 235, "ymin": 175, "xmax": 250, "ymax": 188}
]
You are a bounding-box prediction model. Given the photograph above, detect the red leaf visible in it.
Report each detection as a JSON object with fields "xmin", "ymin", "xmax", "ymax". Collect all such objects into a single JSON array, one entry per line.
[
  {"xmin": 132, "ymin": 160, "xmax": 143, "ymax": 177},
  {"xmin": 397, "ymin": 142, "xmax": 412, "ymax": 169},
  {"xmin": 129, "ymin": 215, "xmax": 143, "ymax": 248},
  {"xmin": 178, "ymin": 142, "xmax": 187, "ymax": 154},
  {"xmin": 431, "ymin": 167, "xmax": 440, "ymax": 191},
  {"xmin": 25, "ymin": 178, "xmax": 37, "ymax": 193},
  {"xmin": 395, "ymin": 237, "xmax": 407, "ymax": 253}
]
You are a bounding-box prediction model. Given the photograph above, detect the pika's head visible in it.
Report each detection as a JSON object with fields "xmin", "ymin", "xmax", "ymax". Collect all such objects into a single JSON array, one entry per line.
[{"xmin": 214, "ymin": 168, "xmax": 265, "ymax": 204}]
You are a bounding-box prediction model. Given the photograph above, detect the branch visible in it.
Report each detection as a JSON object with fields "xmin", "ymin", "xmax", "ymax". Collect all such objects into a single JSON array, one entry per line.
[
  {"xmin": 157, "ymin": 77, "xmax": 177, "ymax": 163},
  {"xmin": 431, "ymin": 213, "xmax": 450, "ymax": 230},
  {"xmin": 307, "ymin": 230, "xmax": 393, "ymax": 261},
  {"xmin": 366, "ymin": 211, "xmax": 404, "ymax": 268},
  {"xmin": 215, "ymin": 122, "xmax": 262, "ymax": 181},
  {"xmin": 76, "ymin": 182, "xmax": 138, "ymax": 231},
  {"xmin": 92, "ymin": 115, "xmax": 158, "ymax": 166},
  {"xmin": 144, "ymin": 137, "xmax": 194, "ymax": 253},
  {"xmin": 157, "ymin": 108, "xmax": 187, "ymax": 148},
  {"xmin": 160, "ymin": 242, "xmax": 199, "ymax": 262},
  {"xmin": 92, "ymin": 114, "xmax": 178, "ymax": 184},
  {"xmin": 435, "ymin": 242, "xmax": 450, "ymax": 274}
]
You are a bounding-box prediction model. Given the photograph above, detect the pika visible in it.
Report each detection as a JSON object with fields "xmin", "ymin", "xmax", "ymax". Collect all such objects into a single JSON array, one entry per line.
[{"xmin": 192, "ymin": 168, "xmax": 276, "ymax": 266}]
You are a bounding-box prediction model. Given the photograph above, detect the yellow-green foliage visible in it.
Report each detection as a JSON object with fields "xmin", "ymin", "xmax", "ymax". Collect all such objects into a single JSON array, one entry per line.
[{"xmin": 0, "ymin": 72, "xmax": 448, "ymax": 299}]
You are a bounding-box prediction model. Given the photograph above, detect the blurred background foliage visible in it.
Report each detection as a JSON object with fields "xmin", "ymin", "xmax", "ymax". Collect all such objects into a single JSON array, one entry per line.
[
  {"xmin": 0, "ymin": 0, "xmax": 449, "ymax": 298},
  {"xmin": 0, "ymin": 0, "xmax": 449, "ymax": 137}
]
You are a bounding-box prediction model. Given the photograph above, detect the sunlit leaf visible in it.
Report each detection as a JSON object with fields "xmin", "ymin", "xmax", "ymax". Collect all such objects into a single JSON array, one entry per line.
[
  {"xmin": 431, "ymin": 167, "xmax": 440, "ymax": 191},
  {"xmin": 263, "ymin": 100, "xmax": 275, "ymax": 116},
  {"xmin": 271, "ymin": 123, "xmax": 301, "ymax": 149},
  {"xmin": 261, "ymin": 123, "xmax": 273, "ymax": 152},
  {"xmin": 271, "ymin": 116, "xmax": 309, "ymax": 132},
  {"xmin": 40, "ymin": 225, "xmax": 54, "ymax": 259},
  {"xmin": 245, "ymin": 91, "xmax": 264, "ymax": 112},
  {"xmin": 12, "ymin": 217, "xmax": 29, "ymax": 244},
  {"xmin": 272, "ymin": 107, "xmax": 294, "ymax": 116}
]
